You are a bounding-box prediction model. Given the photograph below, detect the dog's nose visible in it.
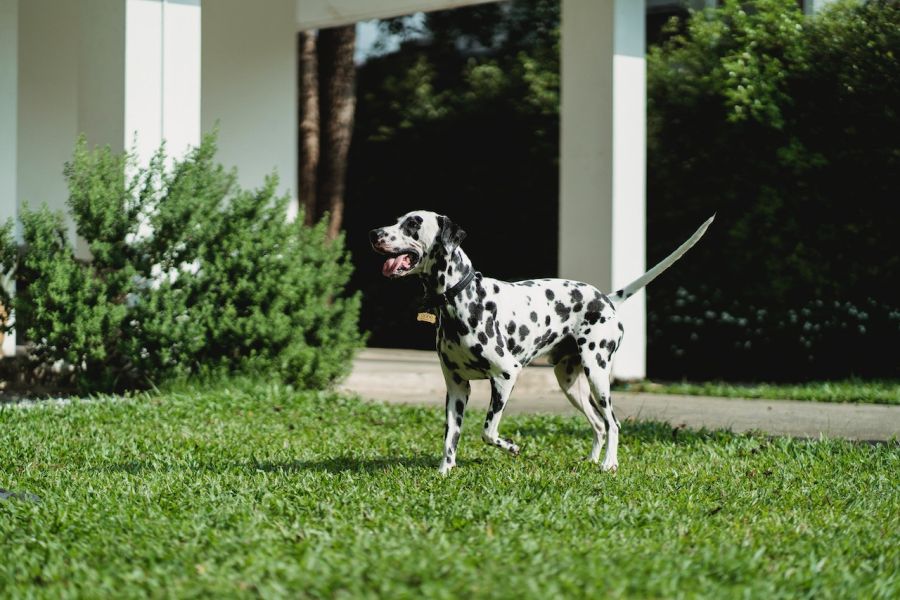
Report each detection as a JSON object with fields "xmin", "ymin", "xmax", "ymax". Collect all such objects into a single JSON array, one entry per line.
[{"xmin": 369, "ymin": 229, "xmax": 382, "ymax": 244}]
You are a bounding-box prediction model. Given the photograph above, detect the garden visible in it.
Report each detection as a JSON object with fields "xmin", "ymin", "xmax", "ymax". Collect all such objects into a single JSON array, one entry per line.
[
  {"xmin": 2, "ymin": 0, "xmax": 898, "ymax": 597},
  {"xmin": 2, "ymin": 381, "xmax": 898, "ymax": 597}
]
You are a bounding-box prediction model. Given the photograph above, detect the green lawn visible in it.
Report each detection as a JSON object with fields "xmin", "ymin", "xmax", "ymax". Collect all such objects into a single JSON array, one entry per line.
[
  {"xmin": 2, "ymin": 381, "xmax": 898, "ymax": 598},
  {"xmin": 614, "ymin": 379, "xmax": 900, "ymax": 404}
]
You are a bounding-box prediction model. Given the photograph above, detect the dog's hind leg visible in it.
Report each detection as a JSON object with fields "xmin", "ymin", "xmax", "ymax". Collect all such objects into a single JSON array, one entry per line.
[
  {"xmin": 554, "ymin": 356, "xmax": 607, "ymax": 462},
  {"xmin": 439, "ymin": 374, "xmax": 471, "ymax": 476},
  {"xmin": 578, "ymin": 347, "xmax": 620, "ymax": 472},
  {"xmin": 481, "ymin": 375, "xmax": 521, "ymax": 456}
]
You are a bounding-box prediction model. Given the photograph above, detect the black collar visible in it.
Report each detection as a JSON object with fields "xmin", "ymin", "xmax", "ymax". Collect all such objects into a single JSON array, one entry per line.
[{"xmin": 422, "ymin": 270, "xmax": 477, "ymax": 310}]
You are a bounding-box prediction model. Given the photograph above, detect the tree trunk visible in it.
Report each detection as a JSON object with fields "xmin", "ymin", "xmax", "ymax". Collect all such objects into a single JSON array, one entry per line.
[
  {"xmin": 298, "ymin": 31, "xmax": 319, "ymax": 227},
  {"xmin": 316, "ymin": 25, "xmax": 357, "ymax": 239}
]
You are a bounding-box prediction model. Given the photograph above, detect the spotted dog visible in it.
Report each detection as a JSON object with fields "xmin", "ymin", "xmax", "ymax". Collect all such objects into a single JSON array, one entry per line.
[{"xmin": 370, "ymin": 211, "xmax": 714, "ymax": 475}]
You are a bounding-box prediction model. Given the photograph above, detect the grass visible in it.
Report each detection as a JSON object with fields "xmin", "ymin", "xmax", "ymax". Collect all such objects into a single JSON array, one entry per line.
[
  {"xmin": 1, "ymin": 381, "xmax": 898, "ymax": 598},
  {"xmin": 614, "ymin": 378, "xmax": 900, "ymax": 404}
]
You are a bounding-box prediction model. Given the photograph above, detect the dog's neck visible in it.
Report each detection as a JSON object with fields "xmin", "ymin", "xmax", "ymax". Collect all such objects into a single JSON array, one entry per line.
[{"xmin": 424, "ymin": 247, "xmax": 475, "ymax": 297}]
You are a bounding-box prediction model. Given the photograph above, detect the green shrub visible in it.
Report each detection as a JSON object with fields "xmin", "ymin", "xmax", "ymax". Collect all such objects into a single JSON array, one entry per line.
[
  {"xmin": 646, "ymin": 0, "xmax": 899, "ymax": 380},
  {"xmin": 10, "ymin": 135, "xmax": 364, "ymax": 392}
]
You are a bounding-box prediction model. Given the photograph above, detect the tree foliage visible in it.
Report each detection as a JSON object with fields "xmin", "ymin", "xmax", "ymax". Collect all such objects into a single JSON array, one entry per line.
[{"xmin": 647, "ymin": 0, "xmax": 899, "ymax": 379}]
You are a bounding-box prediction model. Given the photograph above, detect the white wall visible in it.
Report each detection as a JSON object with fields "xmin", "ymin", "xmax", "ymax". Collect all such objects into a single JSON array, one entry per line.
[
  {"xmin": 202, "ymin": 0, "xmax": 298, "ymax": 210},
  {"xmin": 16, "ymin": 0, "xmax": 80, "ymax": 222},
  {"xmin": 0, "ymin": 0, "xmax": 17, "ymax": 226},
  {"xmin": 78, "ymin": 0, "xmax": 127, "ymax": 154},
  {"xmin": 0, "ymin": 0, "xmax": 18, "ymax": 355}
]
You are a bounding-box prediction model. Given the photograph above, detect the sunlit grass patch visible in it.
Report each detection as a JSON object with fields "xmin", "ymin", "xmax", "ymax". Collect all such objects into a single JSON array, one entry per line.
[{"xmin": 1, "ymin": 380, "xmax": 898, "ymax": 598}]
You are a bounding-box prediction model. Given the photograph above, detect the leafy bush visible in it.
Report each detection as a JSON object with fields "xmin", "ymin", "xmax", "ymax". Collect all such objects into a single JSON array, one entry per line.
[
  {"xmin": 6, "ymin": 135, "xmax": 364, "ymax": 392},
  {"xmin": 646, "ymin": 0, "xmax": 899, "ymax": 380}
]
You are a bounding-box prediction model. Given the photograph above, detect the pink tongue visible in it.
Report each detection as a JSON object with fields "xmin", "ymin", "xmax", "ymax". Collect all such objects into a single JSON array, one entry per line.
[{"xmin": 382, "ymin": 254, "xmax": 410, "ymax": 277}]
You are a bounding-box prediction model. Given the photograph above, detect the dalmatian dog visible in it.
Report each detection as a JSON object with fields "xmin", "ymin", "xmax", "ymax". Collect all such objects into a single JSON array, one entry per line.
[{"xmin": 369, "ymin": 211, "xmax": 714, "ymax": 475}]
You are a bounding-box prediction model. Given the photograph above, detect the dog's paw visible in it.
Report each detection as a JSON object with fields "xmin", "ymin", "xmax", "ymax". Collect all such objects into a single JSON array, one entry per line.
[
  {"xmin": 439, "ymin": 461, "xmax": 455, "ymax": 476},
  {"xmin": 600, "ymin": 460, "xmax": 618, "ymax": 473}
]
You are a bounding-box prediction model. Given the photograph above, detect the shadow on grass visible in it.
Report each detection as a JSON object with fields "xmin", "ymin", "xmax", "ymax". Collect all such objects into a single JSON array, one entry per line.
[
  {"xmin": 101, "ymin": 453, "xmax": 484, "ymax": 476},
  {"xmin": 251, "ymin": 453, "xmax": 451, "ymax": 474},
  {"xmin": 511, "ymin": 417, "xmax": 740, "ymax": 446}
]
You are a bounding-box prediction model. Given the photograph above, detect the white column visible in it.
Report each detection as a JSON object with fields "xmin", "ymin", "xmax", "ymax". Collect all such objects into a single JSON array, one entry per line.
[
  {"xmin": 79, "ymin": 0, "xmax": 201, "ymax": 163},
  {"xmin": 202, "ymin": 0, "xmax": 297, "ymax": 215},
  {"xmin": 161, "ymin": 0, "xmax": 201, "ymax": 161},
  {"xmin": 560, "ymin": 0, "xmax": 646, "ymax": 380},
  {"xmin": 18, "ymin": 0, "xmax": 200, "ymax": 209},
  {"xmin": 0, "ymin": 0, "xmax": 18, "ymax": 355}
]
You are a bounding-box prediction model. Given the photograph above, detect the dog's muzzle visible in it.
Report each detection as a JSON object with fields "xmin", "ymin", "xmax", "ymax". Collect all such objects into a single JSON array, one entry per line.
[{"xmin": 370, "ymin": 230, "xmax": 420, "ymax": 278}]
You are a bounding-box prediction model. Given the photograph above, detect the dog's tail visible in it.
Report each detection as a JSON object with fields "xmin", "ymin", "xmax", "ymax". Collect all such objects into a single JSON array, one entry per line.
[{"xmin": 610, "ymin": 215, "xmax": 715, "ymax": 304}]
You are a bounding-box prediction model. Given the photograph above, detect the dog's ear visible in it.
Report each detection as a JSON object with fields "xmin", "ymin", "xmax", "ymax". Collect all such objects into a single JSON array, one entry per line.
[{"xmin": 438, "ymin": 216, "xmax": 467, "ymax": 251}]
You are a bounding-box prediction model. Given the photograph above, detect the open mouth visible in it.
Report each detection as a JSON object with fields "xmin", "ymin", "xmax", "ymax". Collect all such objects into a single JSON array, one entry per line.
[{"xmin": 378, "ymin": 249, "xmax": 420, "ymax": 278}]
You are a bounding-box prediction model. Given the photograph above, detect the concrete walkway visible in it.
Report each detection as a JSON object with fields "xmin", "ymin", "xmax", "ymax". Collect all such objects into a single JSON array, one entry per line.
[{"xmin": 340, "ymin": 348, "xmax": 900, "ymax": 442}]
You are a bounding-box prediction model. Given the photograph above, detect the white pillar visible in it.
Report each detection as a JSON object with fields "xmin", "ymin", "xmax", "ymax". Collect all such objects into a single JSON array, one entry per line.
[
  {"xmin": 77, "ymin": 0, "xmax": 202, "ymax": 163},
  {"xmin": 560, "ymin": 0, "xmax": 647, "ymax": 380},
  {"xmin": 202, "ymin": 0, "xmax": 297, "ymax": 214},
  {"xmin": 0, "ymin": 0, "xmax": 18, "ymax": 355},
  {"xmin": 17, "ymin": 0, "xmax": 200, "ymax": 207}
]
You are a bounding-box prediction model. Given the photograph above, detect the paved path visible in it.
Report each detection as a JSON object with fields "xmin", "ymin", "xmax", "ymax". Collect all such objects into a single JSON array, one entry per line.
[{"xmin": 340, "ymin": 348, "xmax": 900, "ymax": 442}]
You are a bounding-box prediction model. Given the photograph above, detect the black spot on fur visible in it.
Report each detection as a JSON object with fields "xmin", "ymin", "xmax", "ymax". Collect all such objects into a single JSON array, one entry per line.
[
  {"xmin": 490, "ymin": 389, "xmax": 504, "ymax": 413},
  {"xmin": 518, "ymin": 324, "xmax": 530, "ymax": 340},
  {"xmin": 545, "ymin": 289, "xmax": 555, "ymax": 301},
  {"xmin": 554, "ymin": 302, "xmax": 571, "ymax": 321},
  {"xmin": 530, "ymin": 311, "xmax": 538, "ymax": 323},
  {"xmin": 400, "ymin": 216, "xmax": 422, "ymax": 237}
]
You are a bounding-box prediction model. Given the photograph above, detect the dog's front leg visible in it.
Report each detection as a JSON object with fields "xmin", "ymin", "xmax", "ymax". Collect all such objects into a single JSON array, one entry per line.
[{"xmin": 439, "ymin": 376, "xmax": 471, "ymax": 476}]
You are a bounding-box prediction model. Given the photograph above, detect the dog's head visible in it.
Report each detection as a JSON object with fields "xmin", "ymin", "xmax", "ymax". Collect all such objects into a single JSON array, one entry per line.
[{"xmin": 369, "ymin": 210, "xmax": 467, "ymax": 279}]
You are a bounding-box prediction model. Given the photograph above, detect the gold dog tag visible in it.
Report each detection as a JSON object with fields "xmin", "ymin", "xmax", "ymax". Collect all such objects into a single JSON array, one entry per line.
[{"xmin": 417, "ymin": 312, "xmax": 437, "ymax": 324}]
